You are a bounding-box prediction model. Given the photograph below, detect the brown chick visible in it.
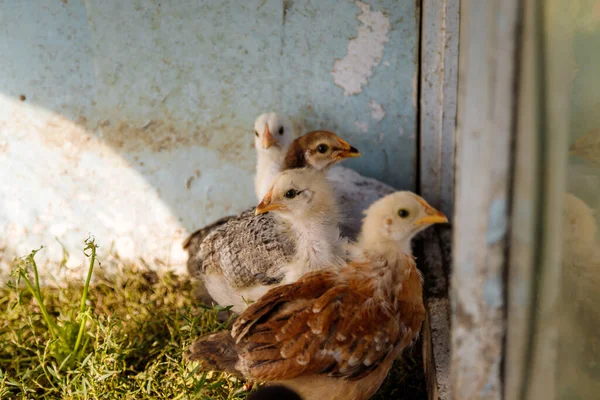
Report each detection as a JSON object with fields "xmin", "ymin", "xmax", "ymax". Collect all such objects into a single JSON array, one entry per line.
[
  {"xmin": 186, "ymin": 192, "xmax": 448, "ymax": 400},
  {"xmin": 282, "ymin": 130, "xmax": 360, "ymax": 170}
]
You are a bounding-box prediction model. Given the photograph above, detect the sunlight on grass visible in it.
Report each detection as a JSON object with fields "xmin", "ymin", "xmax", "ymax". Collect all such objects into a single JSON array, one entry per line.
[{"xmin": 0, "ymin": 239, "xmax": 425, "ymax": 399}]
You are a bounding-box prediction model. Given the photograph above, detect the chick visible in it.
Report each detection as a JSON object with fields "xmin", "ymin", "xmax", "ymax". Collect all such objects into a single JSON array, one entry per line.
[
  {"xmin": 201, "ymin": 168, "xmax": 346, "ymax": 313},
  {"xmin": 193, "ymin": 132, "xmax": 363, "ymax": 310},
  {"xmin": 282, "ymin": 130, "xmax": 395, "ymax": 238},
  {"xmin": 561, "ymin": 192, "xmax": 600, "ymax": 315},
  {"xmin": 559, "ymin": 192, "xmax": 600, "ymax": 395},
  {"xmin": 254, "ymin": 113, "xmax": 297, "ymax": 201},
  {"xmin": 184, "ymin": 111, "xmax": 396, "ymax": 273},
  {"xmin": 281, "ymin": 130, "xmax": 359, "ymax": 171},
  {"xmin": 186, "ymin": 192, "xmax": 448, "ymax": 400},
  {"xmin": 357, "ymin": 191, "xmax": 448, "ymax": 256},
  {"xmin": 562, "ymin": 192, "xmax": 598, "ymax": 265},
  {"xmin": 184, "ymin": 128, "xmax": 360, "ymax": 280}
]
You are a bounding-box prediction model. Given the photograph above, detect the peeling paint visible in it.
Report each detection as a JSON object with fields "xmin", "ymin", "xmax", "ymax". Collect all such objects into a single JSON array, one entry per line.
[
  {"xmin": 486, "ymin": 198, "xmax": 508, "ymax": 244},
  {"xmin": 354, "ymin": 121, "xmax": 369, "ymax": 133},
  {"xmin": 331, "ymin": 1, "xmax": 390, "ymax": 96},
  {"xmin": 369, "ymin": 99, "xmax": 386, "ymax": 121},
  {"xmin": 483, "ymin": 275, "xmax": 503, "ymax": 308},
  {"xmin": 0, "ymin": 0, "xmax": 418, "ymax": 278},
  {"xmin": 0, "ymin": 95, "xmax": 255, "ymax": 280}
]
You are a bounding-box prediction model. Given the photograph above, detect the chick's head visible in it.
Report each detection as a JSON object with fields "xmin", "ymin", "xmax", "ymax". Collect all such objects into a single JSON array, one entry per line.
[
  {"xmin": 283, "ymin": 130, "xmax": 360, "ymax": 170},
  {"xmin": 254, "ymin": 113, "xmax": 295, "ymax": 153},
  {"xmin": 360, "ymin": 191, "xmax": 448, "ymax": 249},
  {"xmin": 255, "ymin": 168, "xmax": 337, "ymax": 222}
]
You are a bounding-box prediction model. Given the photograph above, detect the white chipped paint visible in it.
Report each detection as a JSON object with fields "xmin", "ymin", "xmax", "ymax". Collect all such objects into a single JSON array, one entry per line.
[
  {"xmin": 354, "ymin": 121, "xmax": 369, "ymax": 133},
  {"xmin": 369, "ymin": 100, "xmax": 386, "ymax": 122},
  {"xmin": 0, "ymin": 0, "xmax": 420, "ymax": 283},
  {"xmin": 331, "ymin": 1, "xmax": 390, "ymax": 96},
  {"xmin": 0, "ymin": 95, "xmax": 254, "ymax": 282}
]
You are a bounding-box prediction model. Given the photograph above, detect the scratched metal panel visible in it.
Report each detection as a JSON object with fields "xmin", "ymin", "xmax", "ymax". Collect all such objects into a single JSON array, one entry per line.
[{"xmin": 0, "ymin": 0, "xmax": 418, "ymax": 277}]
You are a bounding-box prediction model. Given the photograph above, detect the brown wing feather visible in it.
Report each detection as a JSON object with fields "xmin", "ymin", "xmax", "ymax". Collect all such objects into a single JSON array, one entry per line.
[{"xmin": 231, "ymin": 258, "xmax": 425, "ymax": 382}]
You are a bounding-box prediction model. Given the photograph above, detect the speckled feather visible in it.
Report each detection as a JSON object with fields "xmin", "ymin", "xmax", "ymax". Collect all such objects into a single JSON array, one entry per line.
[
  {"xmin": 187, "ymin": 255, "xmax": 424, "ymax": 392},
  {"xmin": 185, "ymin": 168, "xmax": 395, "ymax": 279},
  {"xmin": 184, "ymin": 130, "xmax": 395, "ymax": 302},
  {"xmin": 200, "ymin": 209, "xmax": 296, "ymax": 289},
  {"xmin": 183, "ymin": 214, "xmax": 237, "ymax": 278}
]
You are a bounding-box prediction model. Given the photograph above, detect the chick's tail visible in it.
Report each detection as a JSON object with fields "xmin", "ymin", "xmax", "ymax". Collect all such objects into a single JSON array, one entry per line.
[{"xmin": 185, "ymin": 331, "xmax": 241, "ymax": 376}]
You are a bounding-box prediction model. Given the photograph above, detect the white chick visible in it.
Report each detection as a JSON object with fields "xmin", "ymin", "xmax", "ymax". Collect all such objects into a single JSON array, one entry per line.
[
  {"xmin": 254, "ymin": 113, "xmax": 296, "ymax": 201},
  {"xmin": 358, "ymin": 191, "xmax": 448, "ymax": 257},
  {"xmin": 184, "ymin": 112, "xmax": 295, "ymax": 279}
]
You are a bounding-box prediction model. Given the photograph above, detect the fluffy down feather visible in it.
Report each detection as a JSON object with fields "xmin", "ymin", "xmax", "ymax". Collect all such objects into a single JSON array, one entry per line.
[
  {"xmin": 187, "ymin": 192, "xmax": 448, "ymax": 400},
  {"xmin": 200, "ymin": 168, "xmax": 345, "ymax": 313}
]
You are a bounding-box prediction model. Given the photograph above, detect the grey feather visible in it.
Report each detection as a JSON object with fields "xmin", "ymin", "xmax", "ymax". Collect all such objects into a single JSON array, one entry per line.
[
  {"xmin": 183, "ymin": 214, "xmax": 237, "ymax": 278},
  {"xmin": 328, "ymin": 166, "xmax": 397, "ymax": 238},
  {"xmin": 185, "ymin": 166, "xmax": 395, "ymax": 292},
  {"xmin": 200, "ymin": 209, "xmax": 297, "ymax": 289}
]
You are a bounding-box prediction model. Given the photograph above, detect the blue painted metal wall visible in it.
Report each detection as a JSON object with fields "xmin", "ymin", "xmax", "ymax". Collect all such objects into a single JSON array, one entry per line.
[{"xmin": 0, "ymin": 0, "xmax": 418, "ymax": 274}]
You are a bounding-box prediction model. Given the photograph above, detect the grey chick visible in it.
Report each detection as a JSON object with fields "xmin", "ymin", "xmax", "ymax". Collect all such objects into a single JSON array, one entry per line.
[
  {"xmin": 185, "ymin": 129, "xmax": 395, "ymax": 278},
  {"xmin": 184, "ymin": 130, "xmax": 362, "ymax": 283},
  {"xmin": 201, "ymin": 167, "xmax": 347, "ymax": 313}
]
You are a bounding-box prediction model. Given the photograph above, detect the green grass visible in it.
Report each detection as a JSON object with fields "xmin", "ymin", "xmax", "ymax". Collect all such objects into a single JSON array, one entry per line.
[{"xmin": 0, "ymin": 238, "xmax": 426, "ymax": 399}]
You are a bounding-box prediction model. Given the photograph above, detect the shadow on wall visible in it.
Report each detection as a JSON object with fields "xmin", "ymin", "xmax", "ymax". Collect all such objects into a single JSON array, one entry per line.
[{"xmin": 0, "ymin": 0, "xmax": 419, "ymax": 272}]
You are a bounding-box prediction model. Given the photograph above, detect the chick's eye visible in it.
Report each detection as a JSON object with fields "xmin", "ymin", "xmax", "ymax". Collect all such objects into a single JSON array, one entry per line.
[
  {"xmin": 278, "ymin": 127, "xmax": 284, "ymax": 135},
  {"xmin": 255, "ymin": 130, "xmax": 259, "ymax": 137},
  {"xmin": 317, "ymin": 144, "xmax": 329, "ymax": 153},
  {"xmin": 398, "ymin": 209, "xmax": 410, "ymax": 218},
  {"xmin": 284, "ymin": 189, "xmax": 297, "ymax": 199}
]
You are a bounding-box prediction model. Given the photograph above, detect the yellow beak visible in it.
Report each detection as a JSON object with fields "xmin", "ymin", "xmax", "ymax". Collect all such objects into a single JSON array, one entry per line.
[
  {"xmin": 335, "ymin": 138, "xmax": 361, "ymax": 160},
  {"xmin": 262, "ymin": 125, "xmax": 277, "ymax": 149},
  {"xmin": 255, "ymin": 190, "xmax": 288, "ymax": 215},
  {"xmin": 415, "ymin": 208, "xmax": 449, "ymax": 226}
]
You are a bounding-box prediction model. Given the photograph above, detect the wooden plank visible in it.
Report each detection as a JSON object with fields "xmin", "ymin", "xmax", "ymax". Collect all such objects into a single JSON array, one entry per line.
[
  {"xmin": 419, "ymin": 226, "xmax": 452, "ymax": 400},
  {"xmin": 419, "ymin": 0, "xmax": 460, "ymax": 219},
  {"xmin": 419, "ymin": 1, "xmax": 458, "ymax": 396},
  {"xmin": 450, "ymin": 0, "xmax": 520, "ymax": 398}
]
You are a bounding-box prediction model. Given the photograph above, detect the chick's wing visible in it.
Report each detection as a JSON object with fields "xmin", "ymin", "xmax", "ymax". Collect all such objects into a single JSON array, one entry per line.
[
  {"xmin": 200, "ymin": 209, "xmax": 296, "ymax": 289},
  {"xmin": 231, "ymin": 258, "xmax": 425, "ymax": 381}
]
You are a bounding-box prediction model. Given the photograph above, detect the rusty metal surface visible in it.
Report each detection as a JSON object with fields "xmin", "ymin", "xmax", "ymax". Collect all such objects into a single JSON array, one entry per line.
[{"xmin": 0, "ymin": 0, "xmax": 418, "ymax": 277}]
